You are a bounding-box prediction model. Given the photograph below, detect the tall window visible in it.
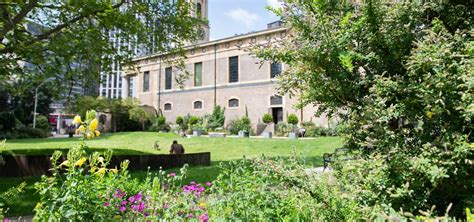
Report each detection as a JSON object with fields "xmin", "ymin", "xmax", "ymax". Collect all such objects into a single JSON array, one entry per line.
[
  {"xmin": 143, "ymin": 71, "xmax": 149, "ymax": 92},
  {"xmin": 228, "ymin": 98, "xmax": 239, "ymax": 108},
  {"xmin": 270, "ymin": 62, "xmax": 282, "ymax": 78},
  {"xmin": 229, "ymin": 56, "xmax": 239, "ymax": 83},
  {"xmin": 165, "ymin": 67, "xmax": 172, "ymax": 90},
  {"xmin": 193, "ymin": 101, "xmax": 203, "ymax": 110},
  {"xmin": 196, "ymin": 3, "xmax": 202, "ymax": 18},
  {"xmin": 194, "ymin": 62, "xmax": 202, "ymax": 86}
]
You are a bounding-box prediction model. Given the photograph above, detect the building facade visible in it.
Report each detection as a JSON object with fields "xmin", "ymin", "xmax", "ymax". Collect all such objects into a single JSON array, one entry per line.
[
  {"xmin": 123, "ymin": 26, "xmax": 329, "ymax": 130},
  {"xmin": 100, "ymin": 0, "xmax": 210, "ymax": 99}
]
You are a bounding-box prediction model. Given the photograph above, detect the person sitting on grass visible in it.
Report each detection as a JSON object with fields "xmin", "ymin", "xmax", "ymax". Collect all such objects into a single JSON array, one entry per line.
[{"xmin": 169, "ymin": 140, "xmax": 185, "ymax": 154}]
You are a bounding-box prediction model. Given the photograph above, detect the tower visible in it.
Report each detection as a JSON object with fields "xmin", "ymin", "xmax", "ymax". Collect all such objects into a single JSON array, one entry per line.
[{"xmin": 193, "ymin": 0, "xmax": 210, "ymax": 43}]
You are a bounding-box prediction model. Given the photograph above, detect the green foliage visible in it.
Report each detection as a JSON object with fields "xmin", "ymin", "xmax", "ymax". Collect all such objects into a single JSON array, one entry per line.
[
  {"xmin": 35, "ymin": 115, "xmax": 50, "ymax": 134},
  {"xmin": 188, "ymin": 116, "xmax": 199, "ymax": 126},
  {"xmin": 287, "ymin": 114, "xmax": 299, "ymax": 125},
  {"xmin": 128, "ymin": 106, "xmax": 152, "ymax": 131},
  {"xmin": 262, "ymin": 113, "xmax": 273, "ymax": 124},
  {"xmin": 175, "ymin": 116, "xmax": 184, "ymax": 125},
  {"xmin": 0, "ymin": 182, "xmax": 26, "ymax": 220},
  {"xmin": 207, "ymin": 105, "xmax": 225, "ymax": 131},
  {"xmin": 149, "ymin": 116, "xmax": 170, "ymax": 132},
  {"xmin": 228, "ymin": 117, "xmax": 251, "ymax": 135},
  {"xmin": 257, "ymin": 0, "xmax": 473, "ymax": 217}
]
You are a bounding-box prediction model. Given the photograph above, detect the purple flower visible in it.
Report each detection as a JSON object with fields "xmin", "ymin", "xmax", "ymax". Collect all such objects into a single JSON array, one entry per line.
[
  {"xmin": 121, "ymin": 200, "xmax": 127, "ymax": 205},
  {"xmin": 168, "ymin": 173, "xmax": 176, "ymax": 177},
  {"xmin": 200, "ymin": 213, "xmax": 209, "ymax": 222},
  {"xmin": 3, "ymin": 218, "xmax": 9, "ymax": 222},
  {"xmin": 104, "ymin": 202, "xmax": 110, "ymax": 207},
  {"xmin": 113, "ymin": 189, "xmax": 126, "ymax": 199},
  {"xmin": 131, "ymin": 204, "xmax": 138, "ymax": 211},
  {"xmin": 138, "ymin": 202, "xmax": 145, "ymax": 213},
  {"xmin": 163, "ymin": 202, "xmax": 169, "ymax": 209},
  {"xmin": 119, "ymin": 206, "xmax": 126, "ymax": 212},
  {"xmin": 205, "ymin": 182, "xmax": 212, "ymax": 187},
  {"xmin": 187, "ymin": 214, "xmax": 194, "ymax": 218},
  {"xmin": 190, "ymin": 181, "xmax": 196, "ymax": 185}
]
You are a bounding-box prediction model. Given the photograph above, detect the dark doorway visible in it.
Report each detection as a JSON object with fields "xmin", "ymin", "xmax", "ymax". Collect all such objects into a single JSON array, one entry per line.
[{"xmin": 272, "ymin": 107, "xmax": 283, "ymax": 124}]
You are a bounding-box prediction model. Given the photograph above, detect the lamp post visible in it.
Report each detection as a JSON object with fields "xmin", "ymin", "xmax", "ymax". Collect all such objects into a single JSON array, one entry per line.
[{"xmin": 33, "ymin": 80, "xmax": 51, "ymax": 128}]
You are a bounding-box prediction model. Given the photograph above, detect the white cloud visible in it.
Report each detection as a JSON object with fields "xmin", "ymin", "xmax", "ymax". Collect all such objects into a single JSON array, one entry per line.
[
  {"xmin": 267, "ymin": 0, "xmax": 284, "ymax": 8},
  {"xmin": 226, "ymin": 8, "xmax": 260, "ymax": 28}
]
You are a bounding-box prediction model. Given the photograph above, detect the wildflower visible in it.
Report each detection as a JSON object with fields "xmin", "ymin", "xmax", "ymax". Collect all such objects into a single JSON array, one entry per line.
[
  {"xmin": 94, "ymin": 130, "xmax": 101, "ymax": 137},
  {"xmin": 104, "ymin": 202, "xmax": 110, "ymax": 207},
  {"xmin": 96, "ymin": 168, "xmax": 106, "ymax": 175},
  {"xmin": 59, "ymin": 160, "xmax": 69, "ymax": 167},
  {"xmin": 89, "ymin": 119, "xmax": 99, "ymax": 131},
  {"xmin": 75, "ymin": 125, "xmax": 85, "ymax": 134},
  {"xmin": 72, "ymin": 115, "xmax": 82, "ymax": 124},
  {"xmin": 426, "ymin": 111, "xmax": 433, "ymax": 119},
  {"xmin": 187, "ymin": 214, "xmax": 194, "ymax": 219},
  {"xmin": 205, "ymin": 182, "xmax": 212, "ymax": 187},
  {"xmin": 113, "ymin": 189, "xmax": 126, "ymax": 199},
  {"xmin": 198, "ymin": 202, "xmax": 206, "ymax": 208},
  {"xmin": 86, "ymin": 132, "xmax": 94, "ymax": 139},
  {"xmin": 200, "ymin": 213, "xmax": 209, "ymax": 222},
  {"xmin": 121, "ymin": 200, "xmax": 127, "ymax": 205},
  {"xmin": 4, "ymin": 218, "xmax": 9, "ymax": 222},
  {"xmin": 138, "ymin": 202, "xmax": 145, "ymax": 213},
  {"xmin": 168, "ymin": 172, "xmax": 176, "ymax": 177},
  {"xmin": 119, "ymin": 206, "xmax": 126, "ymax": 212},
  {"xmin": 110, "ymin": 168, "xmax": 118, "ymax": 174},
  {"xmin": 74, "ymin": 157, "xmax": 87, "ymax": 167}
]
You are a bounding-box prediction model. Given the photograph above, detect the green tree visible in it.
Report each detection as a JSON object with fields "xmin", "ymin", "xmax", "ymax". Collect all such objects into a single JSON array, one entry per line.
[
  {"xmin": 128, "ymin": 106, "xmax": 151, "ymax": 131},
  {"xmin": 258, "ymin": 0, "xmax": 473, "ymax": 217},
  {"xmin": 262, "ymin": 113, "xmax": 273, "ymax": 124},
  {"xmin": 207, "ymin": 105, "xmax": 225, "ymax": 130}
]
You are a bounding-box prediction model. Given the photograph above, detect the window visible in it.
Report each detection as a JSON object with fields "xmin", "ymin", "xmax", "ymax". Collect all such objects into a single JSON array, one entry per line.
[
  {"xmin": 164, "ymin": 103, "xmax": 172, "ymax": 111},
  {"xmin": 143, "ymin": 71, "xmax": 150, "ymax": 92},
  {"xmin": 270, "ymin": 62, "xmax": 282, "ymax": 78},
  {"xmin": 270, "ymin": 95, "xmax": 283, "ymax": 105},
  {"xmin": 193, "ymin": 101, "xmax": 203, "ymax": 110},
  {"xmin": 228, "ymin": 99, "xmax": 239, "ymax": 108},
  {"xmin": 194, "ymin": 62, "xmax": 202, "ymax": 87},
  {"xmin": 229, "ymin": 56, "xmax": 239, "ymax": 83},
  {"xmin": 196, "ymin": 3, "xmax": 202, "ymax": 18},
  {"xmin": 165, "ymin": 67, "xmax": 172, "ymax": 90}
]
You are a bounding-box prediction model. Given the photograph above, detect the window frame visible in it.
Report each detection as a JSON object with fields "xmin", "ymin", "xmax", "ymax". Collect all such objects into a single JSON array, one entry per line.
[
  {"xmin": 164, "ymin": 103, "xmax": 172, "ymax": 111},
  {"xmin": 194, "ymin": 62, "xmax": 203, "ymax": 87},
  {"xmin": 270, "ymin": 62, "xmax": 282, "ymax": 79},
  {"xmin": 228, "ymin": 56, "xmax": 239, "ymax": 83},
  {"xmin": 193, "ymin": 100, "xmax": 203, "ymax": 110},
  {"xmin": 143, "ymin": 71, "xmax": 150, "ymax": 92},
  {"xmin": 165, "ymin": 67, "xmax": 172, "ymax": 90},
  {"xmin": 228, "ymin": 98, "xmax": 240, "ymax": 108}
]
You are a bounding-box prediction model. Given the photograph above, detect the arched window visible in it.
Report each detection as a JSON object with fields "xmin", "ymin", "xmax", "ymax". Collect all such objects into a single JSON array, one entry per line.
[
  {"xmin": 228, "ymin": 98, "xmax": 239, "ymax": 108},
  {"xmin": 196, "ymin": 3, "xmax": 202, "ymax": 18},
  {"xmin": 270, "ymin": 95, "xmax": 283, "ymax": 105},
  {"xmin": 164, "ymin": 103, "xmax": 172, "ymax": 111},
  {"xmin": 193, "ymin": 101, "xmax": 203, "ymax": 110}
]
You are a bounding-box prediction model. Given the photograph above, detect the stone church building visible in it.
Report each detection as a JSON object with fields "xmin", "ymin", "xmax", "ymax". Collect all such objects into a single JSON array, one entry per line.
[{"xmin": 122, "ymin": 0, "xmax": 329, "ymax": 129}]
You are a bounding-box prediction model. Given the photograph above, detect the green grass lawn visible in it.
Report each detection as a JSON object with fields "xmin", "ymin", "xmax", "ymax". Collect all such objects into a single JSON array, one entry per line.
[{"xmin": 1, "ymin": 132, "xmax": 342, "ymax": 217}]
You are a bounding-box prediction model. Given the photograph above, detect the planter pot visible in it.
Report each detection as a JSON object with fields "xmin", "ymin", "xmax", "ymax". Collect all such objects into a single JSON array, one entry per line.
[
  {"xmin": 193, "ymin": 130, "xmax": 202, "ymax": 137},
  {"xmin": 288, "ymin": 132, "xmax": 298, "ymax": 139},
  {"xmin": 262, "ymin": 132, "xmax": 272, "ymax": 139},
  {"xmin": 238, "ymin": 131, "xmax": 250, "ymax": 138}
]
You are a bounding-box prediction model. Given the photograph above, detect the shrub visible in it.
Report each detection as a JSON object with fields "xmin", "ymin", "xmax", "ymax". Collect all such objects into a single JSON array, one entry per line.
[
  {"xmin": 188, "ymin": 116, "xmax": 199, "ymax": 126},
  {"xmin": 16, "ymin": 127, "xmax": 47, "ymax": 139},
  {"xmin": 149, "ymin": 116, "xmax": 170, "ymax": 132},
  {"xmin": 175, "ymin": 116, "xmax": 183, "ymax": 125},
  {"xmin": 35, "ymin": 115, "xmax": 50, "ymax": 134},
  {"xmin": 228, "ymin": 117, "xmax": 251, "ymax": 135},
  {"xmin": 301, "ymin": 121, "xmax": 315, "ymax": 128},
  {"xmin": 207, "ymin": 106, "xmax": 225, "ymax": 131},
  {"xmin": 287, "ymin": 114, "xmax": 298, "ymax": 125},
  {"xmin": 262, "ymin": 113, "xmax": 273, "ymax": 124}
]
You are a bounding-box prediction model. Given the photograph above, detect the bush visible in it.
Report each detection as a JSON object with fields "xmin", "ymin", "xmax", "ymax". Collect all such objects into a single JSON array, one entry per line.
[
  {"xmin": 16, "ymin": 127, "xmax": 47, "ymax": 139},
  {"xmin": 175, "ymin": 116, "xmax": 183, "ymax": 125},
  {"xmin": 287, "ymin": 114, "xmax": 298, "ymax": 125},
  {"xmin": 207, "ymin": 105, "xmax": 225, "ymax": 131},
  {"xmin": 188, "ymin": 116, "xmax": 199, "ymax": 126},
  {"xmin": 228, "ymin": 117, "xmax": 251, "ymax": 135},
  {"xmin": 301, "ymin": 121, "xmax": 315, "ymax": 128},
  {"xmin": 149, "ymin": 116, "xmax": 170, "ymax": 132},
  {"xmin": 35, "ymin": 115, "xmax": 50, "ymax": 133},
  {"xmin": 262, "ymin": 113, "xmax": 273, "ymax": 124}
]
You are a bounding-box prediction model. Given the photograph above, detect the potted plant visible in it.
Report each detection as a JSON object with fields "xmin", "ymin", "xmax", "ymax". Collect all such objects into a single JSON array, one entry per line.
[
  {"xmin": 261, "ymin": 113, "xmax": 273, "ymax": 138},
  {"xmin": 192, "ymin": 124, "xmax": 204, "ymax": 137},
  {"xmin": 287, "ymin": 114, "xmax": 299, "ymax": 139}
]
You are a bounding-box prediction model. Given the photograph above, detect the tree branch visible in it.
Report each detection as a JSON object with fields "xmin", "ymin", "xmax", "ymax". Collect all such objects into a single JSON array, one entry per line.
[
  {"xmin": 0, "ymin": 0, "xmax": 38, "ymax": 38},
  {"xmin": 0, "ymin": 0, "xmax": 126, "ymax": 55}
]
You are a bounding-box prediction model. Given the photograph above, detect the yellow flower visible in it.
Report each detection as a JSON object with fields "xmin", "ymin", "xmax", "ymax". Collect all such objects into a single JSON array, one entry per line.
[
  {"xmin": 89, "ymin": 119, "xmax": 99, "ymax": 132},
  {"xmin": 426, "ymin": 111, "xmax": 433, "ymax": 119},
  {"xmin": 59, "ymin": 160, "xmax": 69, "ymax": 167},
  {"xmin": 110, "ymin": 168, "xmax": 118, "ymax": 174},
  {"xmin": 87, "ymin": 132, "xmax": 94, "ymax": 139},
  {"xmin": 96, "ymin": 168, "xmax": 107, "ymax": 175},
  {"xmin": 94, "ymin": 130, "xmax": 101, "ymax": 137},
  {"xmin": 198, "ymin": 202, "xmax": 207, "ymax": 208},
  {"xmin": 75, "ymin": 125, "xmax": 85, "ymax": 134},
  {"xmin": 72, "ymin": 116, "xmax": 82, "ymax": 124},
  {"xmin": 74, "ymin": 157, "xmax": 87, "ymax": 167}
]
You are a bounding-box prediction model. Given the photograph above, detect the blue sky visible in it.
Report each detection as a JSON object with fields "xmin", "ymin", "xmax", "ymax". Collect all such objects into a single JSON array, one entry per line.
[{"xmin": 207, "ymin": 0, "xmax": 283, "ymax": 40}]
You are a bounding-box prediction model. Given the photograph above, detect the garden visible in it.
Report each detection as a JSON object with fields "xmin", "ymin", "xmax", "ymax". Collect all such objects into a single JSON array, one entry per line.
[{"xmin": 0, "ymin": 0, "xmax": 473, "ymax": 221}]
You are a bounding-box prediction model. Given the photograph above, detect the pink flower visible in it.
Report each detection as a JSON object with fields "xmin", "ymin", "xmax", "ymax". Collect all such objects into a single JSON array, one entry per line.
[
  {"xmin": 113, "ymin": 189, "xmax": 126, "ymax": 199},
  {"xmin": 121, "ymin": 200, "xmax": 127, "ymax": 205},
  {"xmin": 119, "ymin": 206, "xmax": 126, "ymax": 212},
  {"xmin": 168, "ymin": 173, "xmax": 176, "ymax": 177},
  {"xmin": 104, "ymin": 202, "xmax": 110, "ymax": 207},
  {"xmin": 187, "ymin": 214, "xmax": 194, "ymax": 218},
  {"xmin": 190, "ymin": 181, "xmax": 196, "ymax": 185},
  {"xmin": 163, "ymin": 202, "xmax": 169, "ymax": 209},
  {"xmin": 200, "ymin": 213, "xmax": 209, "ymax": 222},
  {"xmin": 205, "ymin": 182, "xmax": 212, "ymax": 187},
  {"xmin": 3, "ymin": 218, "xmax": 9, "ymax": 222},
  {"xmin": 138, "ymin": 202, "xmax": 145, "ymax": 213}
]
